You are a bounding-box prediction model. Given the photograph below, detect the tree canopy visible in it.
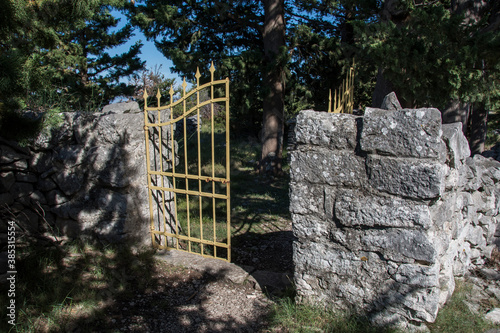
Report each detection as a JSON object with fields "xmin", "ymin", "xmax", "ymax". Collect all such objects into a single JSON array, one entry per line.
[{"xmin": 0, "ymin": 0, "xmax": 144, "ymax": 112}]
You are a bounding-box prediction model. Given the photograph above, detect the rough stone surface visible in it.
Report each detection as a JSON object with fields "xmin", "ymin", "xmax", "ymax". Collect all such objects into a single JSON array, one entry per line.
[
  {"xmin": 290, "ymin": 108, "xmax": 500, "ymax": 329},
  {"xmin": 361, "ymin": 108, "xmax": 445, "ymax": 159},
  {"xmin": 101, "ymin": 101, "xmax": 141, "ymax": 114},
  {"xmin": 380, "ymin": 92, "xmax": 402, "ymax": 111},
  {"xmin": 367, "ymin": 155, "xmax": 445, "ymax": 199},
  {"xmin": 0, "ymin": 109, "xmax": 174, "ymax": 246},
  {"xmin": 294, "ymin": 110, "xmax": 358, "ymax": 149},
  {"xmin": 485, "ymin": 308, "xmax": 500, "ymax": 325}
]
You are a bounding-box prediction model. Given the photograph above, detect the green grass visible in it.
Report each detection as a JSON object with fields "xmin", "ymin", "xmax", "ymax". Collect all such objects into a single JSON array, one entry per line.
[
  {"xmin": 269, "ymin": 297, "xmax": 397, "ymax": 333},
  {"xmin": 268, "ymin": 279, "xmax": 499, "ymax": 333},
  {"xmin": 0, "ymin": 240, "xmax": 179, "ymax": 332},
  {"xmin": 427, "ymin": 280, "xmax": 498, "ymax": 333}
]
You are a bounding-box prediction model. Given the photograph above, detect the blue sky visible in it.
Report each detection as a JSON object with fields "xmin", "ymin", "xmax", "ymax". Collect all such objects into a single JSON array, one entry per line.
[{"xmin": 109, "ymin": 10, "xmax": 182, "ymax": 84}]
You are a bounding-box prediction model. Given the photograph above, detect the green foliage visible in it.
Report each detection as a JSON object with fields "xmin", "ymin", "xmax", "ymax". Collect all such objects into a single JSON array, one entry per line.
[
  {"xmin": 427, "ymin": 280, "xmax": 497, "ymax": 333},
  {"xmin": 0, "ymin": 0, "xmax": 144, "ymax": 115},
  {"xmin": 130, "ymin": 0, "xmax": 379, "ymax": 133},
  {"xmin": 355, "ymin": 1, "xmax": 500, "ymax": 110},
  {"xmin": 269, "ymin": 297, "xmax": 398, "ymax": 333}
]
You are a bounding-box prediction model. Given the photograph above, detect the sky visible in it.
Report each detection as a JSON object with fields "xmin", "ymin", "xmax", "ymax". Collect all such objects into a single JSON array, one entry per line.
[{"xmin": 108, "ymin": 10, "xmax": 183, "ymax": 84}]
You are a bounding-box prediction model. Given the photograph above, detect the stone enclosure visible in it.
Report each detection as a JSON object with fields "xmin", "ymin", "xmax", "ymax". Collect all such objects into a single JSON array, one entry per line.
[
  {"xmin": 290, "ymin": 107, "xmax": 500, "ymax": 329},
  {"xmin": 0, "ymin": 102, "xmax": 151, "ymax": 245}
]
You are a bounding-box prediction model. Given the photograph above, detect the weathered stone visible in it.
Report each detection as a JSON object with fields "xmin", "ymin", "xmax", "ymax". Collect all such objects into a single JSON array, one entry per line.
[
  {"xmin": 0, "ymin": 192, "xmax": 14, "ymax": 205},
  {"xmin": 30, "ymin": 190, "xmax": 47, "ymax": 205},
  {"xmin": 1, "ymin": 159, "xmax": 28, "ymax": 171},
  {"xmin": 485, "ymin": 308, "xmax": 500, "ymax": 325},
  {"xmin": 54, "ymin": 217, "xmax": 80, "ymax": 238},
  {"xmin": 52, "ymin": 170, "xmax": 82, "ymax": 196},
  {"xmin": 31, "ymin": 152, "xmax": 54, "ymax": 174},
  {"xmin": 330, "ymin": 228, "xmax": 437, "ymax": 264},
  {"xmin": 15, "ymin": 172, "xmax": 38, "ymax": 183},
  {"xmin": 334, "ymin": 190, "xmax": 432, "ymax": 229},
  {"xmin": 367, "ymin": 155, "xmax": 446, "ymax": 199},
  {"xmin": 361, "ymin": 108, "xmax": 445, "ymax": 159},
  {"xmin": 441, "ymin": 122, "xmax": 471, "ymax": 167},
  {"xmin": 0, "ymin": 144, "xmax": 30, "ymax": 164},
  {"xmin": 9, "ymin": 182, "xmax": 34, "ymax": 198},
  {"xmin": 37, "ymin": 178, "xmax": 57, "ymax": 191},
  {"xmin": 289, "ymin": 182, "xmax": 325, "ymax": 217},
  {"xmin": 464, "ymin": 224, "xmax": 486, "ymax": 248},
  {"xmin": 101, "ymin": 101, "xmax": 141, "ymax": 114},
  {"xmin": 74, "ymin": 112, "xmax": 145, "ymax": 146},
  {"xmin": 430, "ymin": 193, "xmax": 456, "ymax": 228},
  {"xmin": 46, "ymin": 190, "xmax": 70, "ymax": 206},
  {"xmin": 294, "ymin": 110, "xmax": 358, "ymax": 149},
  {"xmin": 0, "ymin": 172, "xmax": 15, "ymax": 192},
  {"xmin": 292, "ymin": 214, "xmax": 330, "ymax": 241},
  {"xmin": 33, "ymin": 112, "xmax": 75, "ymax": 150},
  {"xmin": 380, "ymin": 92, "xmax": 402, "ymax": 111},
  {"xmin": 54, "ymin": 145, "xmax": 86, "ymax": 167},
  {"xmin": 291, "ymin": 147, "xmax": 367, "ymax": 187}
]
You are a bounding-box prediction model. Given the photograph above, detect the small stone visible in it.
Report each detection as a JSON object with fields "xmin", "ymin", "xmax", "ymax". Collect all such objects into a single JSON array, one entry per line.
[
  {"xmin": 485, "ymin": 308, "xmax": 500, "ymax": 325},
  {"xmin": 480, "ymin": 268, "xmax": 500, "ymax": 281},
  {"xmin": 487, "ymin": 285, "xmax": 500, "ymax": 301}
]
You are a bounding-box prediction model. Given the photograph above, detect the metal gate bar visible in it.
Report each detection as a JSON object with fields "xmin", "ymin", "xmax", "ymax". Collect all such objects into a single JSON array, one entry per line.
[{"xmin": 143, "ymin": 63, "xmax": 231, "ymax": 262}]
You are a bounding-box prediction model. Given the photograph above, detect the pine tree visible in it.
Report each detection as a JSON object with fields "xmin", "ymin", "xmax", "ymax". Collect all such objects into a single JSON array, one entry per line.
[
  {"xmin": 130, "ymin": 0, "xmax": 366, "ymax": 174},
  {"xmin": 0, "ymin": 0, "xmax": 145, "ymax": 112},
  {"xmin": 357, "ymin": 0, "xmax": 499, "ymax": 153}
]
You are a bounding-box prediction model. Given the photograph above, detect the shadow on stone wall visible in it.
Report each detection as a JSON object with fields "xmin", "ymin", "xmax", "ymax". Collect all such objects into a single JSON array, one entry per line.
[{"xmin": 0, "ymin": 106, "xmax": 151, "ymax": 250}]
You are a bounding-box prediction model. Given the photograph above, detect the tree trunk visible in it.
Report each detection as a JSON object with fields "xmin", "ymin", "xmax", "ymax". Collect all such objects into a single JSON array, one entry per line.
[
  {"xmin": 468, "ymin": 103, "xmax": 488, "ymax": 155},
  {"xmin": 259, "ymin": 0, "xmax": 285, "ymax": 175}
]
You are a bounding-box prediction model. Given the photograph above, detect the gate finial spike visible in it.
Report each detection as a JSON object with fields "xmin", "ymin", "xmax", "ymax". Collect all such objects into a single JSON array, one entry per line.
[
  {"xmin": 169, "ymin": 85, "xmax": 174, "ymax": 96},
  {"xmin": 182, "ymin": 78, "xmax": 187, "ymax": 95},
  {"xmin": 143, "ymin": 89, "xmax": 148, "ymax": 99},
  {"xmin": 156, "ymin": 88, "xmax": 161, "ymax": 99},
  {"xmin": 195, "ymin": 67, "xmax": 201, "ymax": 82},
  {"xmin": 210, "ymin": 62, "xmax": 215, "ymax": 74}
]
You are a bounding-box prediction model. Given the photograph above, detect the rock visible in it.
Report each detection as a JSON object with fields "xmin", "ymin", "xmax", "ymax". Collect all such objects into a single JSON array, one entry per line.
[
  {"xmin": 366, "ymin": 155, "xmax": 446, "ymax": 199},
  {"xmin": 9, "ymin": 182, "xmax": 34, "ymax": 198},
  {"xmin": 16, "ymin": 209, "xmax": 39, "ymax": 233},
  {"xmin": 361, "ymin": 108, "xmax": 445, "ymax": 159},
  {"xmin": 101, "ymin": 101, "xmax": 141, "ymax": 114},
  {"xmin": 15, "ymin": 172, "xmax": 38, "ymax": 183},
  {"xmin": 334, "ymin": 190, "xmax": 432, "ymax": 229},
  {"xmin": 487, "ymin": 285, "xmax": 500, "ymax": 301},
  {"xmin": 380, "ymin": 92, "xmax": 402, "ymax": 111},
  {"xmin": 290, "ymin": 148, "xmax": 367, "ymax": 188},
  {"xmin": 480, "ymin": 268, "xmax": 500, "ymax": 281},
  {"xmin": 0, "ymin": 172, "xmax": 15, "ymax": 192},
  {"xmin": 485, "ymin": 308, "xmax": 500, "ymax": 325},
  {"xmin": 52, "ymin": 170, "xmax": 82, "ymax": 196},
  {"xmin": 0, "ymin": 144, "xmax": 30, "ymax": 164},
  {"xmin": 330, "ymin": 228, "xmax": 437, "ymax": 264},
  {"xmin": 294, "ymin": 110, "xmax": 358, "ymax": 150},
  {"xmin": 441, "ymin": 122, "xmax": 471, "ymax": 167}
]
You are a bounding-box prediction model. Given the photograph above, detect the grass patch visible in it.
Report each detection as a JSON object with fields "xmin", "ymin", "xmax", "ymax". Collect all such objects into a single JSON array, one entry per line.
[
  {"xmin": 269, "ymin": 297, "xmax": 397, "ymax": 333},
  {"xmin": 0, "ymin": 240, "xmax": 179, "ymax": 332},
  {"xmin": 428, "ymin": 279, "xmax": 497, "ymax": 333}
]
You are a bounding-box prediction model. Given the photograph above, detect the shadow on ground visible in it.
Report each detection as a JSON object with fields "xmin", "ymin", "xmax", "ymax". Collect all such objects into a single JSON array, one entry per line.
[{"xmin": 0, "ymin": 241, "xmax": 270, "ymax": 332}]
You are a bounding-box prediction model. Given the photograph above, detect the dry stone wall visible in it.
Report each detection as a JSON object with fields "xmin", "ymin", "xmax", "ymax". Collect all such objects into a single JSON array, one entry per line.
[
  {"xmin": 0, "ymin": 103, "xmax": 156, "ymax": 246},
  {"xmin": 290, "ymin": 108, "xmax": 500, "ymax": 329}
]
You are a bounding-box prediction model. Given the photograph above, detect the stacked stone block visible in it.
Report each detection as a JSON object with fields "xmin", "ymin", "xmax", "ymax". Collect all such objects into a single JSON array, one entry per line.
[
  {"xmin": 290, "ymin": 109, "xmax": 500, "ymax": 328},
  {"xmin": 0, "ymin": 104, "xmax": 157, "ymax": 246}
]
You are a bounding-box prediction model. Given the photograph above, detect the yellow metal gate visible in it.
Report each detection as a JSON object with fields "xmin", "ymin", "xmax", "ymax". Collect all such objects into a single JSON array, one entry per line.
[{"xmin": 143, "ymin": 63, "xmax": 231, "ymax": 262}]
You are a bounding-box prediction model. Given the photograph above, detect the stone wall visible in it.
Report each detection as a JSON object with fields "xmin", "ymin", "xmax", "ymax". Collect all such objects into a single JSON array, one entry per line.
[
  {"xmin": 290, "ymin": 108, "xmax": 500, "ymax": 329},
  {"xmin": 0, "ymin": 104, "xmax": 153, "ymax": 245}
]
